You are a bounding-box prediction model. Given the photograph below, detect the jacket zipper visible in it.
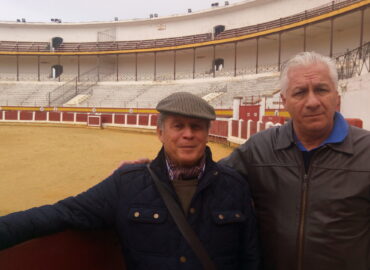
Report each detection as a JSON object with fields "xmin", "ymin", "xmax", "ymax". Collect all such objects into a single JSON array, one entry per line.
[
  {"xmin": 297, "ymin": 173, "xmax": 309, "ymax": 270},
  {"xmin": 296, "ymin": 146, "xmax": 323, "ymax": 270}
]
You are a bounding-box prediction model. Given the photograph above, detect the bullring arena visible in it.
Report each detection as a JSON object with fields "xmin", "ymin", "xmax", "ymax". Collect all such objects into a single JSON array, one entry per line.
[
  {"xmin": 0, "ymin": 0, "xmax": 369, "ymax": 269},
  {"xmin": 0, "ymin": 124, "xmax": 232, "ymax": 215}
]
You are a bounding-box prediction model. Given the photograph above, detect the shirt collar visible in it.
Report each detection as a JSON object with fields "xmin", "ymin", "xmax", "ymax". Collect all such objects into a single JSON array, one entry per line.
[
  {"xmin": 165, "ymin": 154, "xmax": 206, "ymax": 181},
  {"xmin": 296, "ymin": 112, "xmax": 349, "ymax": 152}
]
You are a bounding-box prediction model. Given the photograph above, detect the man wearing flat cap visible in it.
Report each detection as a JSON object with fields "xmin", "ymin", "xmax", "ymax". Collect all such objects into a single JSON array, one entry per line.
[{"xmin": 0, "ymin": 92, "xmax": 259, "ymax": 270}]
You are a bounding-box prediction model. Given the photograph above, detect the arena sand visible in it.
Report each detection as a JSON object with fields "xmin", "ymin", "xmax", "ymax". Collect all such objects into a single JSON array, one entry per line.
[{"xmin": 0, "ymin": 124, "xmax": 233, "ymax": 216}]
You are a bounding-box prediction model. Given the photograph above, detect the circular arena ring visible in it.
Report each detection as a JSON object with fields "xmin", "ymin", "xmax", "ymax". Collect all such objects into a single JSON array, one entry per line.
[
  {"xmin": 0, "ymin": 124, "xmax": 233, "ymax": 270},
  {"xmin": 0, "ymin": 124, "xmax": 233, "ymax": 215}
]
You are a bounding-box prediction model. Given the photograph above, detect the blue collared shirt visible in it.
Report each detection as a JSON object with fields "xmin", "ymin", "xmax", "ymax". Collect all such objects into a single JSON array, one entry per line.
[
  {"xmin": 296, "ymin": 112, "xmax": 349, "ymax": 152},
  {"xmin": 295, "ymin": 112, "xmax": 349, "ymax": 172}
]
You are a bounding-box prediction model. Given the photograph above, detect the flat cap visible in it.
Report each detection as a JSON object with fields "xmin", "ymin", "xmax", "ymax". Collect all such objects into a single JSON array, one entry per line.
[{"xmin": 156, "ymin": 92, "xmax": 216, "ymax": 120}]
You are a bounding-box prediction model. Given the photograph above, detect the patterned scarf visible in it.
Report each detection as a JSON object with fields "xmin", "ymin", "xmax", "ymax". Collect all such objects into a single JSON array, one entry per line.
[{"xmin": 165, "ymin": 154, "xmax": 206, "ymax": 181}]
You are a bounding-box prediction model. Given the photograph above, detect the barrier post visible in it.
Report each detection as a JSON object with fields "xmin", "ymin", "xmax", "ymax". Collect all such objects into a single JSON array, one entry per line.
[
  {"xmin": 227, "ymin": 118, "xmax": 232, "ymax": 138},
  {"xmin": 247, "ymin": 119, "xmax": 253, "ymax": 139},
  {"xmin": 238, "ymin": 119, "xmax": 243, "ymax": 138}
]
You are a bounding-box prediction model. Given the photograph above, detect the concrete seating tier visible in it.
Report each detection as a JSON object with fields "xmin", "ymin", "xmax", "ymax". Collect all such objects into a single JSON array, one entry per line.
[
  {"xmin": 82, "ymin": 74, "xmax": 280, "ymax": 109},
  {"xmin": 0, "ymin": 82, "xmax": 62, "ymax": 106},
  {"xmin": 0, "ymin": 74, "xmax": 280, "ymax": 108}
]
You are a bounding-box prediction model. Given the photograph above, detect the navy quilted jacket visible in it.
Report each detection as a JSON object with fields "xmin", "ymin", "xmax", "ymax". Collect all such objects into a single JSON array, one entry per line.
[{"xmin": 0, "ymin": 147, "xmax": 259, "ymax": 270}]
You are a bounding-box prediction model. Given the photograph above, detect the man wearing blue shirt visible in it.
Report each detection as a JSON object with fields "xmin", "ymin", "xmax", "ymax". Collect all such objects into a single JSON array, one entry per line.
[{"xmin": 221, "ymin": 52, "xmax": 370, "ymax": 270}]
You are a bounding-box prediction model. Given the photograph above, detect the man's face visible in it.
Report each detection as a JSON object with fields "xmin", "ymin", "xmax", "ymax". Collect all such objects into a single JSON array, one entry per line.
[
  {"xmin": 157, "ymin": 115, "xmax": 209, "ymax": 167},
  {"xmin": 281, "ymin": 63, "xmax": 339, "ymax": 137}
]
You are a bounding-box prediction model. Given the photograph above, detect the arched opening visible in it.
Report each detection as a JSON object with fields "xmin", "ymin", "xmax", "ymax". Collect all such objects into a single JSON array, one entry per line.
[
  {"xmin": 213, "ymin": 58, "xmax": 224, "ymax": 71},
  {"xmin": 214, "ymin": 25, "xmax": 225, "ymax": 37},
  {"xmin": 51, "ymin": 37, "xmax": 63, "ymax": 49},
  {"xmin": 51, "ymin": 65, "xmax": 63, "ymax": 78}
]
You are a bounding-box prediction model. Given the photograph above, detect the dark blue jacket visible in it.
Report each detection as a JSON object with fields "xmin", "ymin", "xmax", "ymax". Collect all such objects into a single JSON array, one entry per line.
[{"xmin": 0, "ymin": 147, "xmax": 259, "ymax": 270}]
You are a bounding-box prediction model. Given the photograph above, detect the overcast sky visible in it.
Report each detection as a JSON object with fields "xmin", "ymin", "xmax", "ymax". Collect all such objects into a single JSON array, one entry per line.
[{"xmin": 0, "ymin": 0, "xmax": 238, "ymax": 23}]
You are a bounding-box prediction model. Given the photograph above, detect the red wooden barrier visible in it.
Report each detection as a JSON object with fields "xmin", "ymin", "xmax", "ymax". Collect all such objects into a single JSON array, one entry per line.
[
  {"xmin": 209, "ymin": 120, "xmax": 228, "ymax": 138},
  {"xmin": 20, "ymin": 111, "xmax": 33, "ymax": 121},
  {"xmin": 127, "ymin": 115, "xmax": 136, "ymax": 125},
  {"xmin": 232, "ymin": 120, "xmax": 239, "ymax": 137},
  {"xmin": 35, "ymin": 111, "xmax": 47, "ymax": 121},
  {"xmin": 241, "ymin": 120, "xmax": 247, "ymax": 139},
  {"xmin": 151, "ymin": 115, "xmax": 158, "ymax": 126},
  {"xmin": 0, "ymin": 109, "xmax": 366, "ymax": 143},
  {"xmin": 5, "ymin": 111, "xmax": 17, "ymax": 120},
  {"xmin": 239, "ymin": 105, "xmax": 259, "ymax": 121},
  {"xmin": 62, "ymin": 112, "xmax": 74, "ymax": 122},
  {"xmin": 114, "ymin": 114, "xmax": 125, "ymax": 124},
  {"xmin": 250, "ymin": 120, "xmax": 258, "ymax": 136},
  {"xmin": 88, "ymin": 115, "xmax": 101, "ymax": 127},
  {"xmin": 76, "ymin": 113, "xmax": 88, "ymax": 122},
  {"xmin": 0, "ymin": 230, "xmax": 126, "ymax": 270},
  {"xmin": 346, "ymin": 118, "xmax": 363, "ymax": 128},
  {"xmin": 101, "ymin": 114, "xmax": 113, "ymax": 124},
  {"xmin": 49, "ymin": 112, "xmax": 61, "ymax": 122},
  {"xmin": 138, "ymin": 115, "xmax": 149, "ymax": 126}
]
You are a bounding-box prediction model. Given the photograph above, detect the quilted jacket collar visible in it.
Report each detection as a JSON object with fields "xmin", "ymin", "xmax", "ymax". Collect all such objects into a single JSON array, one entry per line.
[{"xmin": 149, "ymin": 146, "xmax": 217, "ymax": 184}]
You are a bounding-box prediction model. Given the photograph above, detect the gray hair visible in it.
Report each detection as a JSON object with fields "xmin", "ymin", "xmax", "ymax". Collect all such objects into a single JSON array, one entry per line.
[
  {"xmin": 280, "ymin": 51, "xmax": 338, "ymax": 96},
  {"xmin": 156, "ymin": 113, "xmax": 168, "ymax": 130},
  {"xmin": 156, "ymin": 113, "xmax": 211, "ymax": 130}
]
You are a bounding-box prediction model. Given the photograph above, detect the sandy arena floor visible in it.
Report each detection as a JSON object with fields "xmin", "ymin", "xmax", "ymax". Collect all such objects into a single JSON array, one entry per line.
[{"xmin": 0, "ymin": 124, "xmax": 233, "ymax": 216}]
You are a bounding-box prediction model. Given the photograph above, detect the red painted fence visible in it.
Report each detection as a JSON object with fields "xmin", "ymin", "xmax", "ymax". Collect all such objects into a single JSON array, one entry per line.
[{"xmin": 0, "ymin": 109, "xmax": 364, "ymax": 144}]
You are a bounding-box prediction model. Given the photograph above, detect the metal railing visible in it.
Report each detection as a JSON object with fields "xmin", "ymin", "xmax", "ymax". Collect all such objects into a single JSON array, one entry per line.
[
  {"xmin": 47, "ymin": 67, "xmax": 100, "ymax": 106},
  {"xmin": 215, "ymin": 0, "xmax": 363, "ymax": 40},
  {"xmin": 336, "ymin": 42, "xmax": 370, "ymax": 80},
  {"xmin": 0, "ymin": 0, "xmax": 364, "ymax": 53}
]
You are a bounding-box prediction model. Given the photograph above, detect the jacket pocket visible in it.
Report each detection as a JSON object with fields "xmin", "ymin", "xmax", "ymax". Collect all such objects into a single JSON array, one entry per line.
[
  {"xmin": 128, "ymin": 207, "xmax": 167, "ymax": 223},
  {"xmin": 209, "ymin": 210, "xmax": 246, "ymax": 255},
  {"xmin": 212, "ymin": 210, "xmax": 246, "ymax": 224},
  {"xmin": 126, "ymin": 207, "xmax": 172, "ymax": 254}
]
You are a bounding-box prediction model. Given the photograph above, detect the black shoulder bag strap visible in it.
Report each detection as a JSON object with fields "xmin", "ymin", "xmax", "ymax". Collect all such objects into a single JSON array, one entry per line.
[{"xmin": 146, "ymin": 164, "xmax": 216, "ymax": 270}]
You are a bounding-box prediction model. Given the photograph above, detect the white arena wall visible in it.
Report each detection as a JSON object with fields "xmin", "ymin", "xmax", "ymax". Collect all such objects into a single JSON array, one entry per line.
[
  {"xmin": 0, "ymin": 0, "xmax": 369, "ymax": 130},
  {"xmin": 0, "ymin": 0, "xmax": 368, "ymax": 82},
  {"xmin": 0, "ymin": 0, "xmax": 359, "ymax": 42},
  {"xmin": 340, "ymin": 72, "xmax": 370, "ymax": 130}
]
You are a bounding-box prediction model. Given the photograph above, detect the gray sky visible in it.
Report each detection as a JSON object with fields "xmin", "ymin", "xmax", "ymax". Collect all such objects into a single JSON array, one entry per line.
[{"xmin": 0, "ymin": 0, "xmax": 237, "ymax": 23}]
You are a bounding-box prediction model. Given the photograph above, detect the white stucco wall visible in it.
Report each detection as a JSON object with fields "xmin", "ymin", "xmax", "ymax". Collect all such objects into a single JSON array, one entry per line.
[
  {"xmin": 340, "ymin": 72, "xmax": 370, "ymax": 130},
  {"xmin": 0, "ymin": 0, "xmax": 339, "ymax": 42}
]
